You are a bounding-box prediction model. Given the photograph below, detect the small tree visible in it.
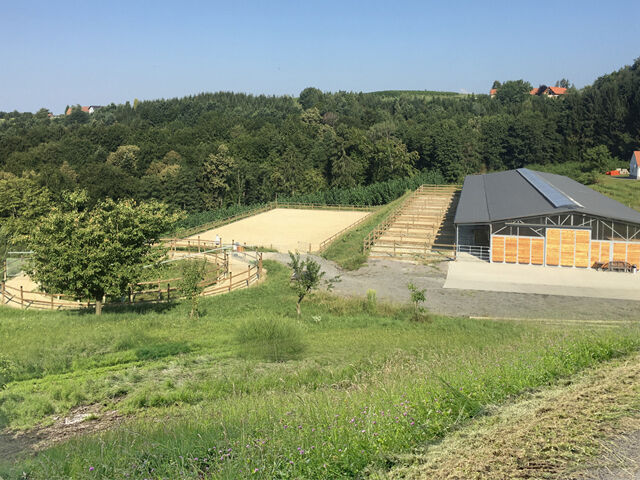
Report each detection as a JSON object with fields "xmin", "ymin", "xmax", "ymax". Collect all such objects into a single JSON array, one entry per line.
[
  {"xmin": 178, "ymin": 259, "xmax": 207, "ymax": 318},
  {"xmin": 407, "ymin": 282, "xmax": 427, "ymax": 321},
  {"xmin": 28, "ymin": 193, "xmax": 182, "ymax": 314},
  {"xmin": 288, "ymin": 251, "xmax": 325, "ymax": 316}
]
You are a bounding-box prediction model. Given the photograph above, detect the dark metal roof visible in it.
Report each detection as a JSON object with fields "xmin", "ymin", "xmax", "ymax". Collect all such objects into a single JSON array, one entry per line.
[{"xmin": 454, "ymin": 169, "xmax": 640, "ymax": 225}]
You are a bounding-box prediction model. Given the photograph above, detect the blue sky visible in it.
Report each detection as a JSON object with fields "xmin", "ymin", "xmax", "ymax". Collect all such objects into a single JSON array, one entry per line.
[{"xmin": 1, "ymin": 0, "xmax": 638, "ymax": 113}]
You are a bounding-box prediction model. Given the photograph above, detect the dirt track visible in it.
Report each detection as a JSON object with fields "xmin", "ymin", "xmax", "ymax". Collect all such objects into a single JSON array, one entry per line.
[
  {"xmin": 190, "ymin": 208, "xmax": 369, "ymax": 252},
  {"xmin": 265, "ymin": 253, "xmax": 640, "ymax": 322}
]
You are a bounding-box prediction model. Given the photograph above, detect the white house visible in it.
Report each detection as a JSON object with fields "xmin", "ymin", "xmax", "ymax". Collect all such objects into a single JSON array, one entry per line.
[{"xmin": 630, "ymin": 151, "xmax": 640, "ymax": 179}]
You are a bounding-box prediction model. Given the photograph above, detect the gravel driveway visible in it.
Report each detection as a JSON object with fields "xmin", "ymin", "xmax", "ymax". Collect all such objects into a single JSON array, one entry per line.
[{"xmin": 265, "ymin": 253, "xmax": 640, "ymax": 322}]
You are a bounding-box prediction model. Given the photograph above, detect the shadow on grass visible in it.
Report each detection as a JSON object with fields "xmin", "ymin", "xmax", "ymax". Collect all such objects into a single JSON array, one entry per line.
[{"xmin": 73, "ymin": 300, "xmax": 180, "ymax": 316}]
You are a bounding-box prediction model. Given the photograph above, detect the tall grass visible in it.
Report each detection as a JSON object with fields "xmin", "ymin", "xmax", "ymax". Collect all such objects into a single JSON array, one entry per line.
[{"xmin": 1, "ymin": 261, "xmax": 639, "ymax": 478}]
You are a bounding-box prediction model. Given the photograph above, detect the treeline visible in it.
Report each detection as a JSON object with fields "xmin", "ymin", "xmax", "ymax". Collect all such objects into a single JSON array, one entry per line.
[
  {"xmin": 174, "ymin": 170, "xmax": 445, "ymax": 232},
  {"xmin": 0, "ymin": 58, "xmax": 639, "ymax": 219}
]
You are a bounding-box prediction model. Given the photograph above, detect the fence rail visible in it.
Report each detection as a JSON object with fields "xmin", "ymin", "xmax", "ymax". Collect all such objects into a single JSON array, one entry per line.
[
  {"xmin": 318, "ymin": 209, "xmax": 376, "ymax": 252},
  {"xmin": 456, "ymin": 244, "xmax": 490, "ymax": 261},
  {"xmin": 173, "ymin": 202, "xmax": 375, "ymax": 238},
  {"xmin": 1, "ymin": 247, "xmax": 264, "ymax": 311}
]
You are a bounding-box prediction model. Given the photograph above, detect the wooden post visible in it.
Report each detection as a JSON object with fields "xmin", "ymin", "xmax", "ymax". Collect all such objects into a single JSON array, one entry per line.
[
  {"xmin": 167, "ymin": 283, "xmax": 170, "ymax": 301},
  {"xmin": 51, "ymin": 294, "xmax": 54, "ymax": 310},
  {"xmin": 20, "ymin": 286, "xmax": 24, "ymax": 309},
  {"xmin": 229, "ymin": 271, "xmax": 233, "ymax": 292},
  {"xmin": 158, "ymin": 286, "xmax": 162, "ymax": 301},
  {"xmin": 258, "ymin": 253, "xmax": 263, "ymax": 277},
  {"xmin": 1, "ymin": 280, "xmax": 5, "ymax": 305},
  {"xmin": 129, "ymin": 286, "xmax": 133, "ymax": 304},
  {"xmin": 198, "ymin": 236, "xmax": 201, "ymax": 253}
]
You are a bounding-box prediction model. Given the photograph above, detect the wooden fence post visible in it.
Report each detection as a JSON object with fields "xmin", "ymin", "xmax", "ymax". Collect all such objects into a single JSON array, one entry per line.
[
  {"xmin": 51, "ymin": 294, "xmax": 54, "ymax": 310},
  {"xmin": 258, "ymin": 253, "xmax": 263, "ymax": 277},
  {"xmin": 128, "ymin": 286, "xmax": 133, "ymax": 304},
  {"xmin": 1, "ymin": 280, "xmax": 4, "ymax": 305},
  {"xmin": 167, "ymin": 283, "xmax": 170, "ymax": 301},
  {"xmin": 198, "ymin": 236, "xmax": 201, "ymax": 253},
  {"xmin": 20, "ymin": 286, "xmax": 24, "ymax": 309},
  {"xmin": 229, "ymin": 271, "xmax": 233, "ymax": 292}
]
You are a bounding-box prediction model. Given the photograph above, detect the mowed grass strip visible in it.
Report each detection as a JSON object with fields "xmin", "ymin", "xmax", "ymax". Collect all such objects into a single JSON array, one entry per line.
[
  {"xmin": 1, "ymin": 261, "xmax": 640, "ymax": 478},
  {"xmin": 379, "ymin": 353, "xmax": 640, "ymax": 480},
  {"xmin": 321, "ymin": 192, "xmax": 412, "ymax": 270}
]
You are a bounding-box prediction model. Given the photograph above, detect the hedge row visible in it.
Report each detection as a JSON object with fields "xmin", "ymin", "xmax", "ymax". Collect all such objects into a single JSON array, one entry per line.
[{"xmin": 175, "ymin": 170, "xmax": 446, "ymax": 232}]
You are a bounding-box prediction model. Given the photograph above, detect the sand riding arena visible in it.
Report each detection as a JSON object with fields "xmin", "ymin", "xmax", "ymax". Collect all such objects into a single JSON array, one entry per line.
[
  {"xmin": 187, "ymin": 207, "xmax": 371, "ymax": 253},
  {"xmin": 1, "ymin": 204, "xmax": 373, "ymax": 311}
]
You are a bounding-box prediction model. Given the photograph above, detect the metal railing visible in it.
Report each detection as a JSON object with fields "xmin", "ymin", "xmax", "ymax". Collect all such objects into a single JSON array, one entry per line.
[{"xmin": 456, "ymin": 244, "xmax": 490, "ymax": 261}]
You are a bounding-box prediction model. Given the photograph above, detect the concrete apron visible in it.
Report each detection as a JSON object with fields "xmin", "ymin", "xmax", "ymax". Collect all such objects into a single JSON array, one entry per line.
[{"xmin": 444, "ymin": 260, "xmax": 640, "ymax": 301}]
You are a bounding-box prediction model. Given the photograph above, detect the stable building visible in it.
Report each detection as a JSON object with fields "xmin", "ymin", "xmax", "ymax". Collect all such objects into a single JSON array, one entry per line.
[{"xmin": 454, "ymin": 168, "xmax": 640, "ymax": 268}]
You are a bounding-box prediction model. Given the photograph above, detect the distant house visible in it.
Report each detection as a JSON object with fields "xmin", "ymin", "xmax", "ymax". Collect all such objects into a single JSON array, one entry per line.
[
  {"xmin": 490, "ymin": 85, "xmax": 567, "ymax": 98},
  {"xmin": 65, "ymin": 105, "xmax": 103, "ymax": 115},
  {"xmin": 630, "ymin": 151, "xmax": 640, "ymax": 179},
  {"xmin": 530, "ymin": 86, "xmax": 567, "ymax": 97}
]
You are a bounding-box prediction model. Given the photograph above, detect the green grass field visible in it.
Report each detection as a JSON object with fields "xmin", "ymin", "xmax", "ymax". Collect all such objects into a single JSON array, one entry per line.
[
  {"xmin": 1, "ymin": 261, "xmax": 640, "ymax": 479},
  {"xmin": 321, "ymin": 192, "xmax": 411, "ymax": 270},
  {"xmin": 591, "ymin": 174, "xmax": 640, "ymax": 212}
]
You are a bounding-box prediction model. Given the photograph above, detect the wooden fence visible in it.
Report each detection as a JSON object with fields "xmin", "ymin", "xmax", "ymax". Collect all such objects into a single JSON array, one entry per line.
[
  {"xmin": 363, "ymin": 189, "xmax": 422, "ymax": 252},
  {"xmin": 1, "ymin": 248, "xmax": 263, "ymax": 311},
  {"xmin": 318, "ymin": 209, "xmax": 376, "ymax": 252},
  {"xmin": 172, "ymin": 201, "xmax": 375, "ymax": 238}
]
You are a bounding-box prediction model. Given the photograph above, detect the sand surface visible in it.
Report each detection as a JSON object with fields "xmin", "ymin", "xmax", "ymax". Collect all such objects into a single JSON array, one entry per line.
[{"xmin": 190, "ymin": 208, "xmax": 369, "ymax": 252}]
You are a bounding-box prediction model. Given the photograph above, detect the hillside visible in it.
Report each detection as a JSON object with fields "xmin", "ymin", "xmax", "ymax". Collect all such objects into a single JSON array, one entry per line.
[
  {"xmin": 0, "ymin": 58, "xmax": 639, "ymax": 230},
  {"xmin": 2, "ymin": 261, "xmax": 640, "ymax": 478}
]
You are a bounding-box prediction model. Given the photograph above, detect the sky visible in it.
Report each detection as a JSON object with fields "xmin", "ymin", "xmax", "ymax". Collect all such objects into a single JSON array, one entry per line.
[{"xmin": 1, "ymin": 0, "xmax": 639, "ymax": 113}]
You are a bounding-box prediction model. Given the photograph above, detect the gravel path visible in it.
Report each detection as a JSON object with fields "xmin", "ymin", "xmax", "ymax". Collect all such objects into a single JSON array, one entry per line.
[{"xmin": 265, "ymin": 253, "xmax": 640, "ymax": 322}]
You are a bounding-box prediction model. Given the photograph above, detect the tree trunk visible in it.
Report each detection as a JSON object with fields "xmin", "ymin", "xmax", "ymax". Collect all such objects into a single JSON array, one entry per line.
[
  {"xmin": 95, "ymin": 298, "xmax": 103, "ymax": 315},
  {"xmin": 296, "ymin": 301, "xmax": 301, "ymax": 317}
]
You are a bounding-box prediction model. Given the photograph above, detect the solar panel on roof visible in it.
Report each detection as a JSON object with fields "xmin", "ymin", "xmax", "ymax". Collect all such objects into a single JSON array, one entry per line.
[{"xmin": 517, "ymin": 168, "xmax": 580, "ymax": 209}]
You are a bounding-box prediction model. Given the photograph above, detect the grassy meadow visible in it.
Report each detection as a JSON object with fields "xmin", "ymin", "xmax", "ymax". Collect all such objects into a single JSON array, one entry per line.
[
  {"xmin": 1, "ymin": 261, "xmax": 640, "ymax": 478},
  {"xmin": 591, "ymin": 174, "xmax": 640, "ymax": 212},
  {"xmin": 321, "ymin": 192, "xmax": 411, "ymax": 270}
]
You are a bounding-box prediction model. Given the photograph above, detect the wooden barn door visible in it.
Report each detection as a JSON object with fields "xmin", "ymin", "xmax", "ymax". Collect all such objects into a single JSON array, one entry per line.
[{"xmin": 545, "ymin": 228, "xmax": 591, "ymax": 268}]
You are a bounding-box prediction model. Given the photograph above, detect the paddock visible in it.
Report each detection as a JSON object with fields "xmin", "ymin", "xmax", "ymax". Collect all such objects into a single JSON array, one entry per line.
[{"xmin": 189, "ymin": 208, "xmax": 370, "ymax": 252}]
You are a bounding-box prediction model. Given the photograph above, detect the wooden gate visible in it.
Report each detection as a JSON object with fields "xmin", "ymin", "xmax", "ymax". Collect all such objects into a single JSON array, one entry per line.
[{"xmin": 545, "ymin": 228, "xmax": 590, "ymax": 268}]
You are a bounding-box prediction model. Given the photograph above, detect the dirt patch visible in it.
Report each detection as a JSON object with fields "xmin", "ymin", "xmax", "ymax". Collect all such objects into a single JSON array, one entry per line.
[
  {"xmin": 0, "ymin": 404, "xmax": 123, "ymax": 461},
  {"xmin": 374, "ymin": 353, "xmax": 640, "ymax": 480},
  {"xmin": 265, "ymin": 253, "xmax": 640, "ymax": 322}
]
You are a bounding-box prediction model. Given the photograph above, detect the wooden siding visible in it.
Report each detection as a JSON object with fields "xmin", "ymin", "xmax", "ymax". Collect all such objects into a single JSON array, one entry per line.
[
  {"xmin": 505, "ymin": 237, "xmax": 518, "ymax": 263},
  {"xmin": 491, "ymin": 235, "xmax": 505, "ymax": 263},
  {"xmin": 517, "ymin": 237, "xmax": 531, "ymax": 264},
  {"xmin": 531, "ymin": 238, "xmax": 544, "ymax": 265},
  {"xmin": 613, "ymin": 242, "xmax": 627, "ymax": 262},
  {"xmin": 628, "ymin": 243, "xmax": 640, "ymax": 267},
  {"xmin": 560, "ymin": 229, "xmax": 576, "ymax": 267},
  {"xmin": 545, "ymin": 229, "xmax": 560, "ymax": 266},
  {"xmin": 574, "ymin": 230, "xmax": 590, "ymax": 268}
]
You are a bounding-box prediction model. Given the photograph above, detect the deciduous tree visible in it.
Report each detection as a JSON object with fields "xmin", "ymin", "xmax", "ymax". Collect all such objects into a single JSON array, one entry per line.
[{"xmin": 27, "ymin": 193, "xmax": 182, "ymax": 314}]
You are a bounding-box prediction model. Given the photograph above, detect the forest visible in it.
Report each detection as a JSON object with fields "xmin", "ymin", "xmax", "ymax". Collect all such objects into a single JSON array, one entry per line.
[{"xmin": 0, "ymin": 58, "xmax": 639, "ymax": 231}]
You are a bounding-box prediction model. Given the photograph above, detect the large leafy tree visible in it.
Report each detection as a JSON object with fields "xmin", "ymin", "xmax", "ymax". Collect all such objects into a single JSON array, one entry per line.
[
  {"xmin": 27, "ymin": 193, "xmax": 182, "ymax": 314},
  {"xmin": 0, "ymin": 172, "xmax": 51, "ymax": 251},
  {"xmin": 200, "ymin": 144, "xmax": 236, "ymax": 208}
]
